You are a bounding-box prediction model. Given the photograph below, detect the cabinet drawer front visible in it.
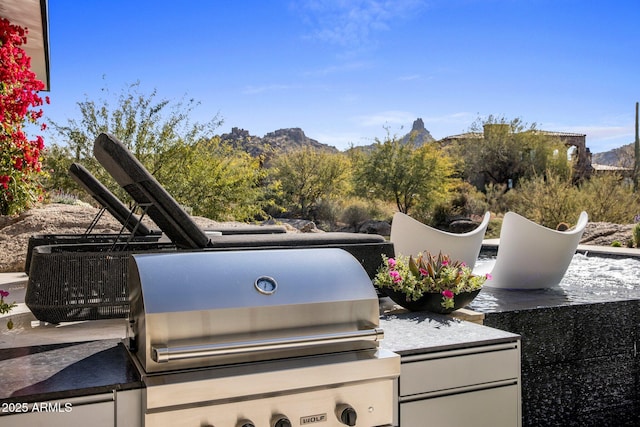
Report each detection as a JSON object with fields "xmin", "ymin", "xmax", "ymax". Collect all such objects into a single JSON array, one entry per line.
[
  {"xmin": 400, "ymin": 345, "xmax": 519, "ymax": 396},
  {"xmin": 1, "ymin": 400, "xmax": 114, "ymax": 427},
  {"xmin": 400, "ymin": 384, "xmax": 519, "ymax": 427}
]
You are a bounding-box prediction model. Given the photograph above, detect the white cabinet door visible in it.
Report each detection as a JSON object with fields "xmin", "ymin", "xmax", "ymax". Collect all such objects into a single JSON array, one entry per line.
[{"xmin": 400, "ymin": 384, "xmax": 519, "ymax": 427}]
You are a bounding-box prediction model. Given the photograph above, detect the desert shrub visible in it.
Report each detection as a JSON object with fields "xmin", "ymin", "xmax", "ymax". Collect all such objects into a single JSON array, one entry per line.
[
  {"xmin": 428, "ymin": 204, "xmax": 451, "ymax": 228},
  {"xmin": 483, "ymin": 183, "xmax": 509, "ymax": 214},
  {"xmin": 576, "ymin": 173, "xmax": 640, "ymax": 223},
  {"xmin": 504, "ymin": 170, "xmax": 579, "ymax": 228},
  {"xmin": 452, "ymin": 181, "xmax": 488, "ymax": 215},
  {"xmin": 341, "ymin": 201, "xmax": 371, "ymax": 228},
  {"xmin": 611, "ymin": 240, "xmax": 622, "ymax": 247},
  {"xmin": 48, "ymin": 190, "xmax": 79, "ymax": 205},
  {"xmin": 633, "ymin": 223, "xmax": 640, "ymax": 248},
  {"xmin": 485, "ymin": 217, "xmax": 503, "ymax": 239},
  {"xmin": 414, "ymin": 181, "xmax": 488, "ymax": 227},
  {"xmin": 339, "ymin": 197, "xmax": 393, "ymax": 227},
  {"xmin": 313, "ymin": 198, "xmax": 341, "ymax": 226}
]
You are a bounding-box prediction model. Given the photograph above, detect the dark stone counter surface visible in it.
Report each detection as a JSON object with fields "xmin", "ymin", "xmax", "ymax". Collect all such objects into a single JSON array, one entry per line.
[
  {"xmin": 0, "ymin": 339, "xmax": 141, "ymax": 404},
  {"xmin": 378, "ymin": 298, "xmax": 520, "ymax": 356},
  {"xmin": 0, "ymin": 304, "xmax": 520, "ymax": 405}
]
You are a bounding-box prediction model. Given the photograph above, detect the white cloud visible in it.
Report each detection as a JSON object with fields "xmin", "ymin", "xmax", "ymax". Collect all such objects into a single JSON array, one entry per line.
[
  {"xmin": 562, "ymin": 125, "xmax": 633, "ymax": 141},
  {"xmin": 295, "ymin": 0, "xmax": 427, "ymax": 47}
]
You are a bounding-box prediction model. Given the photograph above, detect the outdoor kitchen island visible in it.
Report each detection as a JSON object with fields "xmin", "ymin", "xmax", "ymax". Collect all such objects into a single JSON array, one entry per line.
[
  {"xmin": 379, "ymin": 301, "xmax": 522, "ymax": 427},
  {"xmin": 1, "ymin": 306, "xmax": 521, "ymax": 427}
]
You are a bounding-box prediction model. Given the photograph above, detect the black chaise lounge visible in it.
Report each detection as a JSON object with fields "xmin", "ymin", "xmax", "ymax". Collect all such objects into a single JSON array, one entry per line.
[
  {"xmin": 70, "ymin": 162, "xmax": 288, "ymax": 238},
  {"xmin": 93, "ymin": 132, "xmax": 394, "ymax": 277},
  {"xmin": 26, "ymin": 163, "xmax": 288, "ymax": 274},
  {"xmin": 24, "ymin": 163, "xmax": 164, "ymax": 274}
]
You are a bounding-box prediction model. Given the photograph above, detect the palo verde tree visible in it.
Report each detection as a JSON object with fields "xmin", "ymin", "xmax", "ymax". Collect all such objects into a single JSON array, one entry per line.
[
  {"xmin": 353, "ymin": 133, "xmax": 454, "ymax": 216},
  {"xmin": 0, "ymin": 18, "xmax": 49, "ymax": 215},
  {"xmin": 157, "ymin": 137, "xmax": 268, "ymax": 221},
  {"xmin": 268, "ymin": 147, "xmax": 351, "ymax": 220}
]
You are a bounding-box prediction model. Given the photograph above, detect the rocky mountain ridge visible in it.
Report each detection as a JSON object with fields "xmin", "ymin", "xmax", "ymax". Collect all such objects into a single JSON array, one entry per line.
[
  {"xmin": 591, "ymin": 143, "xmax": 634, "ymax": 167},
  {"xmin": 220, "ymin": 120, "xmax": 632, "ymax": 167},
  {"xmin": 219, "ymin": 127, "xmax": 338, "ymax": 158},
  {"xmin": 218, "ymin": 118, "xmax": 434, "ymax": 157}
]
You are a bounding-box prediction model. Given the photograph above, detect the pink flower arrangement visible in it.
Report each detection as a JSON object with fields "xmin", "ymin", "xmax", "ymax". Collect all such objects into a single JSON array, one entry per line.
[{"xmin": 375, "ymin": 252, "xmax": 490, "ymax": 310}]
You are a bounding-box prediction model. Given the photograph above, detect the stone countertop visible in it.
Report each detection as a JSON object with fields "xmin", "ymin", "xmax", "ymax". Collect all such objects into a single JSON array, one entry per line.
[
  {"xmin": 0, "ymin": 339, "xmax": 141, "ymax": 404},
  {"xmin": 0, "ymin": 302, "xmax": 519, "ymax": 404},
  {"xmin": 378, "ymin": 298, "xmax": 520, "ymax": 356}
]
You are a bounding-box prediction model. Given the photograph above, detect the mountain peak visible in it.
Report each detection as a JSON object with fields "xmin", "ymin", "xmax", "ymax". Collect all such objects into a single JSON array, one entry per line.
[
  {"xmin": 412, "ymin": 118, "xmax": 425, "ymax": 132},
  {"xmin": 400, "ymin": 118, "xmax": 435, "ymax": 147}
]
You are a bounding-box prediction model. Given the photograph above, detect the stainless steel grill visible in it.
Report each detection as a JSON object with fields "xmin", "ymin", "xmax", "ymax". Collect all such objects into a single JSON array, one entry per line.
[{"xmin": 126, "ymin": 248, "xmax": 399, "ymax": 427}]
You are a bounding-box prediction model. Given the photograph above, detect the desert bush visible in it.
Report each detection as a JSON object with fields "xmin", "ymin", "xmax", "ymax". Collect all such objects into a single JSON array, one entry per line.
[
  {"xmin": 485, "ymin": 217, "xmax": 503, "ymax": 239},
  {"xmin": 353, "ymin": 133, "xmax": 454, "ymax": 215},
  {"xmin": 312, "ymin": 198, "xmax": 341, "ymax": 227},
  {"xmin": 633, "ymin": 223, "xmax": 640, "ymax": 248},
  {"xmin": 48, "ymin": 190, "xmax": 79, "ymax": 205},
  {"xmin": 576, "ymin": 173, "xmax": 640, "ymax": 223},
  {"xmin": 503, "ymin": 170, "xmax": 579, "ymax": 228},
  {"xmin": 484, "ymin": 183, "xmax": 509, "ymax": 214},
  {"xmin": 338, "ymin": 197, "xmax": 393, "ymax": 227},
  {"xmin": 341, "ymin": 201, "xmax": 371, "ymax": 228}
]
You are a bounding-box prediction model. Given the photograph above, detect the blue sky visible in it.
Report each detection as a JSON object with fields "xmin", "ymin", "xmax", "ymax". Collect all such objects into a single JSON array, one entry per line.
[{"xmin": 41, "ymin": 0, "xmax": 639, "ymax": 153}]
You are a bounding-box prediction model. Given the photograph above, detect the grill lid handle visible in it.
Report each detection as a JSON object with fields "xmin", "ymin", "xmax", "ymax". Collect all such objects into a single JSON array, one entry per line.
[{"xmin": 152, "ymin": 327, "xmax": 384, "ymax": 363}]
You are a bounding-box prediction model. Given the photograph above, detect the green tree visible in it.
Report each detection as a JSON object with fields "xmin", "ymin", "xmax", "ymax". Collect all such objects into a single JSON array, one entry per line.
[
  {"xmin": 41, "ymin": 144, "xmax": 76, "ymax": 195},
  {"xmin": 449, "ymin": 116, "xmax": 570, "ymax": 191},
  {"xmin": 157, "ymin": 137, "xmax": 268, "ymax": 221},
  {"xmin": 353, "ymin": 134, "xmax": 454, "ymax": 216},
  {"xmin": 47, "ymin": 80, "xmax": 221, "ymax": 200},
  {"xmin": 269, "ymin": 147, "xmax": 351, "ymax": 220}
]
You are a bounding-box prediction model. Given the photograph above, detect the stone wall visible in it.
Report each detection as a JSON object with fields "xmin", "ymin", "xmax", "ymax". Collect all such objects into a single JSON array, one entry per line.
[{"xmin": 483, "ymin": 301, "xmax": 640, "ymax": 426}]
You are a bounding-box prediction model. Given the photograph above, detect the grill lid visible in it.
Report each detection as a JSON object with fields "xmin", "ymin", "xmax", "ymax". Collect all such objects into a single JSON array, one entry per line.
[{"xmin": 127, "ymin": 248, "xmax": 383, "ymax": 373}]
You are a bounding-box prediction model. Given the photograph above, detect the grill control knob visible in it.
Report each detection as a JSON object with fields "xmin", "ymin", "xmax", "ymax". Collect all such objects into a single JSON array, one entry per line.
[
  {"xmin": 237, "ymin": 420, "xmax": 255, "ymax": 427},
  {"xmin": 336, "ymin": 404, "xmax": 358, "ymax": 426},
  {"xmin": 272, "ymin": 414, "xmax": 291, "ymax": 427}
]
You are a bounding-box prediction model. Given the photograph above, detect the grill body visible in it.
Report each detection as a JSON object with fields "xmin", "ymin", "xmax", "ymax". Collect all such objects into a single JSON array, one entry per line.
[{"xmin": 126, "ymin": 248, "xmax": 400, "ymax": 426}]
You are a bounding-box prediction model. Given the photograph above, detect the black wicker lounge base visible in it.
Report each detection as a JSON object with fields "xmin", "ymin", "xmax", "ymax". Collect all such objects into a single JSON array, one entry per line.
[
  {"xmin": 26, "ymin": 241, "xmax": 177, "ymax": 323},
  {"xmin": 25, "ymin": 240, "xmax": 393, "ymax": 324}
]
